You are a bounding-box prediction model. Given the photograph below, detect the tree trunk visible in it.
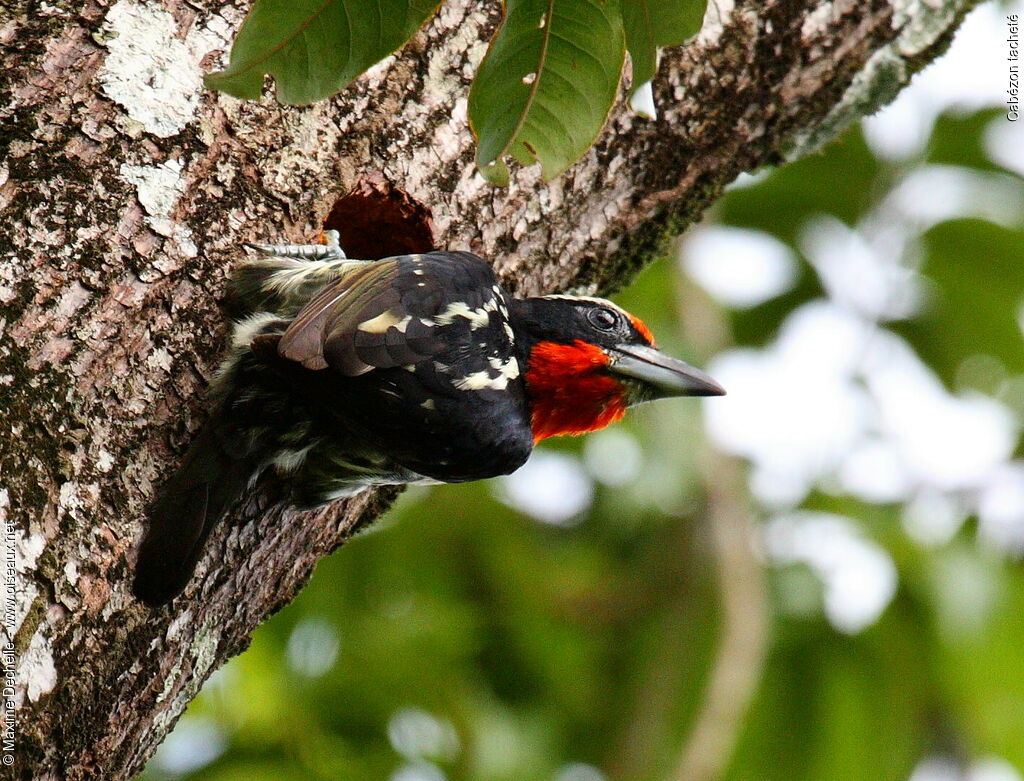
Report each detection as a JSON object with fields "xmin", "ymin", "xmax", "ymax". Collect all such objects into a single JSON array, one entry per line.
[{"xmin": 2, "ymin": 0, "xmax": 973, "ymax": 777}]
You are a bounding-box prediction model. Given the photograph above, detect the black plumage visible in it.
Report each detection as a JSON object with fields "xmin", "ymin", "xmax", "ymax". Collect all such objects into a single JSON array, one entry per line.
[
  {"xmin": 133, "ymin": 249, "xmax": 531, "ymax": 605},
  {"xmin": 133, "ymin": 239, "xmax": 723, "ymax": 606}
]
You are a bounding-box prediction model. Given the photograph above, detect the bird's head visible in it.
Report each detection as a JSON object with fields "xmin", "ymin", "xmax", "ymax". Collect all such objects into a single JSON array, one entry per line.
[{"xmin": 510, "ymin": 295, "xmax": 725, "ymax": 442}]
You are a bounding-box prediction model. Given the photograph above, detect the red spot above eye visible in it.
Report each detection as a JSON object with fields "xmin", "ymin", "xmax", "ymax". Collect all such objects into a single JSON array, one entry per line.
[
  {"xmin": 524, "ymin": 340, "xmax": 627, "ymax": 442},
  {"xmin": 629, "ymin": 314, "xmax": 655, "ymax": 345}
]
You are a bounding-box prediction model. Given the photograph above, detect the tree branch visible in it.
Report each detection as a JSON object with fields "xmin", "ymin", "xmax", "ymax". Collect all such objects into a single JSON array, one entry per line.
[{"xmin": 672, "ymin": 273, "xmax": 769, "ymax": 781}]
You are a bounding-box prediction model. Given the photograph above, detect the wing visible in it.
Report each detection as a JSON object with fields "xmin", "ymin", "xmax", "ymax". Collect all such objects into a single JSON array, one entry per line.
[
  {"xmin": 276, "ymin": 251, "xmax": 501, "ymax": 375},
  {"xmin": 269, "ymin": 250, "xmax": 534, "ymax": 483}
]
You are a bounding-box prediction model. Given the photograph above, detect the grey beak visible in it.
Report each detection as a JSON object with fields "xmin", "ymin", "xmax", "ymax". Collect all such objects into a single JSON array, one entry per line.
[{"xmin": 609, "ymin": 344, "xmax": 726, "ymax": 398}]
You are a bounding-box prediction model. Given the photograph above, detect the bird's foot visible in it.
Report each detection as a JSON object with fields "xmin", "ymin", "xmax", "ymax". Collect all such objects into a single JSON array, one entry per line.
[{"xmin": 244, "ymin": 229, "xmax": 347, "ymax": 261}]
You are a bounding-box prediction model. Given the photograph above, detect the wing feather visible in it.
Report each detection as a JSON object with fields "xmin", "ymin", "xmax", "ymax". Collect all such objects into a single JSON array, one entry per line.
[
  {"xmin": 277, "ymin": 261, "xmax": 400, "ymax": 371},
  {"xmin": 275, "ymin": 252, "xmax": 501, "ymax": 376}
]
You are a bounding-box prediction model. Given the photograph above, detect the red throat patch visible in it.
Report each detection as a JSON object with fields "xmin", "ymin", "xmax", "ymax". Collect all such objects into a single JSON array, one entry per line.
[{"xmin": 524, "ymin": 340, "xmax": 628, "ymax": 442}]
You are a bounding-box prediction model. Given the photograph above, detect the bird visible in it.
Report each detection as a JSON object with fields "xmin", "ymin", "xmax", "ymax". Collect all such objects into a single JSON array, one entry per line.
[{"xmin": 132, "ymin": 232, "xmax": 725, "ymax": 606}]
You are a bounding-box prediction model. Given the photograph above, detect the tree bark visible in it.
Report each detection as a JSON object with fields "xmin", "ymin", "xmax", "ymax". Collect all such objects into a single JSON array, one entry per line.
[{"xmin": 1, "ymin": 0, "xmax": 973, "ymax": 777}]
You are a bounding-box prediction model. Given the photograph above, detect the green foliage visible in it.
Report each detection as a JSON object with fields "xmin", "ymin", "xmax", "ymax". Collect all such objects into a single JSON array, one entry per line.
[
  {"xmin": 204, "ymin": 0, "xmax": 441, "ymax": 105},
  {"xmin": 730, "ymin": 594, "xmax": 930, "ymax": 781},
  {"xmin": 204, "ymin": 0, "xmax": 706, "ymax": 181},
  {"xmin": 468, "ymin": 0, "xmax": 625, "ymax": 184},
  {"xmin": 621, "ymin": 0, "xmax": 707, "ymax": 93},
  {"xmin": 717, "ymin": 131, "xmax": 883, "ymax": 244},
  {"xmin": 895, "ymin": 219, "xmax": 1024, "ymax": 387},
  {"xmin": 927, "ymin": 109, "xmax": 1006, "ymax": 173},
  {"xmin": 937, "ymin": 556, "xmax": 1024, "ymax": 768}
]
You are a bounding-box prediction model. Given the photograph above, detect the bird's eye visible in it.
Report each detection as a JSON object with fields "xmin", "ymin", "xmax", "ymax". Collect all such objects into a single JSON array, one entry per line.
[{"xmin": 587, "ymin": 307, "xmax": 619, "ymax": 331}]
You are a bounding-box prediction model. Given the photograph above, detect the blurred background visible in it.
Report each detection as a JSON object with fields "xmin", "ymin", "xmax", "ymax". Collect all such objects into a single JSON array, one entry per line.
[{"xmin": 143, "ymin": 3, "xmax": 1024, "ymax": 779}]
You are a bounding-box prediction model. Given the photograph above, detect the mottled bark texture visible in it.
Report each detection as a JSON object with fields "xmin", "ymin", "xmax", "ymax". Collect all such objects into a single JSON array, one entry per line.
[{"xmin": 1, "ymin": 0, "xmax": 972, "ymax": 777}]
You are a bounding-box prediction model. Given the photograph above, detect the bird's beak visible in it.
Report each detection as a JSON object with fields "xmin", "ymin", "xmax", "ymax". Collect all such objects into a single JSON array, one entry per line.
[{"xmin": 608, "ymin": 344, "xmax": 726, "ymax": 398}]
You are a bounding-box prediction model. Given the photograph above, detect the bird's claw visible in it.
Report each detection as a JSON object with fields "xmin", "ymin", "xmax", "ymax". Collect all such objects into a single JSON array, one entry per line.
[{"xmin": 244, "ymin": 229, "xmax": 347, "ymax": 261}]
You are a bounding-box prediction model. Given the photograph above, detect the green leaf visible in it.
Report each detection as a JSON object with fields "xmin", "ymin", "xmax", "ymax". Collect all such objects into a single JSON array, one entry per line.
[
  {"xmin": 891, "ymin": 218, "xmax": 1024, "ymax": 388},
  {"xmin": 621, "ymin": 0, "xmax": 706, "ymax": 91},
  {"xmin": 729, "ymin": 610, "xmax": 929, "ymax": 781},
  {"xmin": 204, "ymin": 0, "xmax": 441, "ymax": 106},
  {"xmin": 927, "ymin": 109, "xmax": 1007, "ymax": 173},
  {"xmin": 934, "ymin": 554, "xmax": 1024, "ymax": 769},
  {"xmin": 468, "ymin": 0, "xmax": 626, "ymax": 184}
]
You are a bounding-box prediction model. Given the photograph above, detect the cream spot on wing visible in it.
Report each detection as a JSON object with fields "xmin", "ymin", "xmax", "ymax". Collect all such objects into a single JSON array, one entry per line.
[
  {"xmin": 435, "ymin": 301, "xmax": 491, "ymax": 329},
  {"xmin": 489, "ymin": 355, "xmax": 521, "ymax": 380},
  {"xmin": 358, "ymin": 310, "xmax": 411, "ymax": 333},
  {"xmin": 454, "ymin": 370, "xmax": 509, "ymax": 391},
  {"xmin": 421, "ymin": 399, "xmax": 436, "ymax": 410}
]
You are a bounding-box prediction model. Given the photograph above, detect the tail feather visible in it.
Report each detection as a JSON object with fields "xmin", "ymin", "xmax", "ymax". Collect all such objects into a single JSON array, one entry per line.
[{"xmin": 133, "ymin": 423, "xmax": 253, "ymax": 606}]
